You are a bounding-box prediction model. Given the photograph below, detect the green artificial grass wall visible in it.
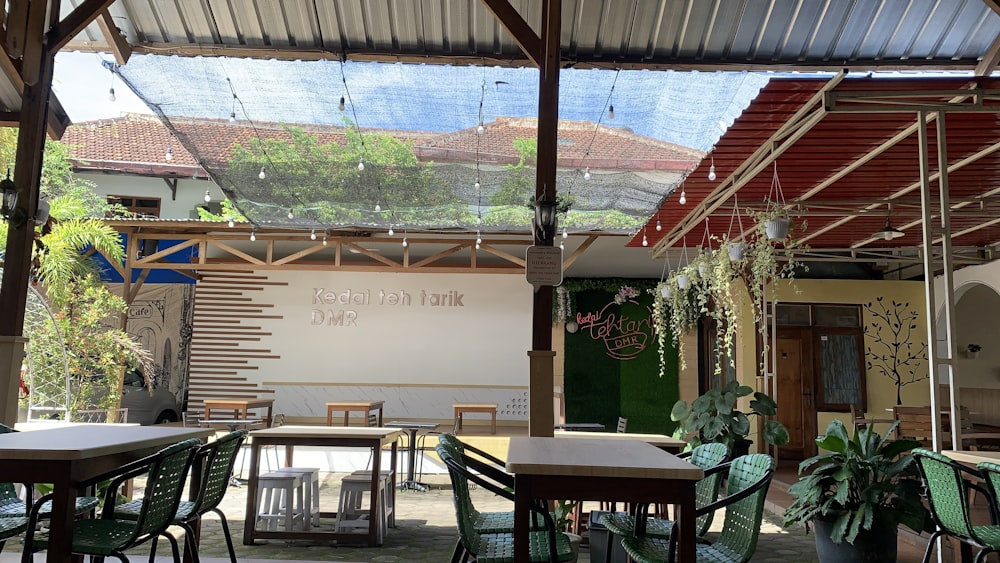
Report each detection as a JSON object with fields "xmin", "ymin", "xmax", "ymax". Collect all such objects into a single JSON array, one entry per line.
[{"xmin": 563, "ymin": 286, "xmax": 679, "ymax": 435}]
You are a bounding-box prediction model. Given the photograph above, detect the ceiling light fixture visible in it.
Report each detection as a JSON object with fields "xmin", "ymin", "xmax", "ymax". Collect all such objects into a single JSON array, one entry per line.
[{"xmin": 874, "ymin": 217, "xmax": 905, "ymax": 240}]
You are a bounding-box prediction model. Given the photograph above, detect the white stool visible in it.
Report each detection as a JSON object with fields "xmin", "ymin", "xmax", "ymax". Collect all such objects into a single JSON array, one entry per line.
[
  {"xmin": 274, "ymin": 467, "xmax": 321, "ymax": 529},
  {"xmin": 255, "ymin": 472, "xmax": 305, "ymax": 532},
  {"xmin": 351, "ymin": 469, "xmax": 394, "ymax": 527},
  {"xmin": 335, "ymin": 473, "xmax": 388, "ymax": 541}
]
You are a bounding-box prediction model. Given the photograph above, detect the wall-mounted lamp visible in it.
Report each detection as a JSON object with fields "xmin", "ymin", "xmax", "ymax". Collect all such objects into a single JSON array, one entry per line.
[
  {"xmin": 0, "ymin": 170, "xmax": 27, "ymax": 228},
  {"xmin": 533, "ymin": 197, "xmax": 557, "ymax": 242}
]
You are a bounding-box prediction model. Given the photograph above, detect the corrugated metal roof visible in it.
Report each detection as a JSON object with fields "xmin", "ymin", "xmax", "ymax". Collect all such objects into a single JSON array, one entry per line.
[{"xmin": 63, "ymin": 0, "xmax": 1000, "ymax": 71}]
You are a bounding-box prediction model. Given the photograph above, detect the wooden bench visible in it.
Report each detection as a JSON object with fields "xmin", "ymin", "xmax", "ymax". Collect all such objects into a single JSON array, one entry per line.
[
  {"xmin": 453, "ymin": 403, "xmax": 497, "ymax": 435},
  {"xmin": 893, "ymin": 405, "xmax": 1000, "ymax": 450}
]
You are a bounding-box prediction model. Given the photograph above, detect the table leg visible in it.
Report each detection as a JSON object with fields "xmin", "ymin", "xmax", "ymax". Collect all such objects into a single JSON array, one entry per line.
[
  {"xmin": 243, "ymin": 441, "xmax": 262, "ymax": 545},
  {"xmin": 344, "ymin": 411, "xmax": 349, "ymax": 427},
  {"xmin": 389, "ymin": 441, "xmax": 397, "ymax": 526},
  {"xmin": 326, "ymin": 406, "xmax": 333, "ymax": 426},
  {"xmin": 370, "ymin": 441, "xmax": 381, "ymax": 545},
  {"xmin": 675, "ymin": 487, "xmax": 696, "ymax": 562},
  {"xmin": 491, "ymin": 410, "xmax": 496, "ymax": 434},
  {"xmin": 377, "ymin": 407, "xmax": 383, "ymax": 427},
  {"xmin": 44, "ymin": 477, "xmax": 77, "ymax": 563},
  {"xmin": 183, "ymin": 449, "xmax": 207, "ymax": 563},
  {"xmin": 513, "ymin": 475, "xmax": 530, "ymax": 562}
]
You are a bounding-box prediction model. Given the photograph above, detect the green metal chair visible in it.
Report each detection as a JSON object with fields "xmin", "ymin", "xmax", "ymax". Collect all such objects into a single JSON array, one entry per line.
[
  {"xmin": 436, "ymin": 441, "xmax": 576, "ymax": 563},
  {"xmin": 621, "ymin": 453, "xmax": 775, "ymax": 563},
  {"xmin": 914, "ymin": 449, "xmax": 1000, "ymax": 563},
  {"xmin": 0, "ymin": 421, "xmax": 100, "ymax": 520},
  {"xmin": 600, "ymin": 441, "xmax": 729, "ymax": 554},
  {"xmin": 21, "ymin": 438, "xmax": 201, "ymax": 563},
  {"xmin": 0, "ymin": 516, "xmax": 28, "ymax": 555},
  {"xmin": 115, "ymin": 429, "xmax": 248, "ymax": 563}
]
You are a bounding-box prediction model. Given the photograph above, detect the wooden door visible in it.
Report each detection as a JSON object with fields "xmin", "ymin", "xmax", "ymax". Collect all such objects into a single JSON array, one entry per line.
[{"xmin": 775, "ymin": 332, "xmax": 816, "ymax": 460}]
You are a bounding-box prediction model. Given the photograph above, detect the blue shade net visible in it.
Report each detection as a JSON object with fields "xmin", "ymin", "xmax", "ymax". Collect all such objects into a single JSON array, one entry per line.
[{"xmin": 114, "ymin": 55, "xmax": 767, "ymax": 234}]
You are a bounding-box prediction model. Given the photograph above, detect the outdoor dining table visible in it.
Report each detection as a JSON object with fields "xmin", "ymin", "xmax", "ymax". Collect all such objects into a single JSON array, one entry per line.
[
  {"xmin": 0, "ymin": 424, "xmax": 215, "ymax": 563},
  {"xmin": 203, "ymin": 398, "xmax": 274, "ymax": 426},
  {"xmin": 384, "ymin": 421, "xmax": 439, "ymax": 491},
  {"xmin": 505, "ymin": 436, "xmax": 703, "ymax": 563},
  {"xmin": 553, "ymin": 429, "xmax": 687, "ymax": 452},
  {"xmin": 243, "ymin": 425, "xmax": 401, "ymax": 547}
]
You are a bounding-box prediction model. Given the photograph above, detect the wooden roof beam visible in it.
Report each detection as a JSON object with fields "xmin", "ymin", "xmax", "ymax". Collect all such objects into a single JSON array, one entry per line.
[
  {"xmin": 47, "ymin": 0, "xmax": 116, "ymax": 55},
  {"xmin": 94, "ymin": 9, "xmax": 131, "ymax": 65},
  {"xmin": 479, "ymin": 0, "xmax": 542, "ymax": 66}
]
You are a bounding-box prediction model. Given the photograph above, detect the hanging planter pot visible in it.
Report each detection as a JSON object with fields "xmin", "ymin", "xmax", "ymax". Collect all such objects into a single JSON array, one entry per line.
[
  {"xmin": 660, "ymin": 284, "xmax": 673, "ymax": 298},
  {"xmin": 565, "ymin": 320, "xmax": 579, "ymax": 334},
  {"xmin": 698, "ymin": 262, "xmax": 709, "ymax": 278},
  {"xmin": 728, "ymin": 241, "xmax": 747, "ymax": 261},
  {"xmin": 765, "ymin": 216, "xmax": 791, "ymax": 240},
  {"xmin": 677, "ymin": 274, "xmax": 690, "ymax": 290}
]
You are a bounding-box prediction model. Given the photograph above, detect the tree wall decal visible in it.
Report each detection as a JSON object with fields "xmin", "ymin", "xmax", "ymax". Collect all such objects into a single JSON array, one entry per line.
[{"xmin": 864, "ymin": 296, "xmax": 929, "ymax": 405}]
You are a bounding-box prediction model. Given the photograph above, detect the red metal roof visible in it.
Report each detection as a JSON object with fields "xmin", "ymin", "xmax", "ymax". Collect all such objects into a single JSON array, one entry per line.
[{"xmin": 631, "ymin": 75, "xmax": 1000, "ymax": 260}]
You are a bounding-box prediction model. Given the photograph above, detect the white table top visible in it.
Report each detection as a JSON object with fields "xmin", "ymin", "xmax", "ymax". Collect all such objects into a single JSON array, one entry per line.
[
  {"xmin": 942, "ymin": 450, "xmax": 1000, "ymax": 464},
  {"xmin": 553, "ymin": 430, "xmax": 686, "ymax": 449},
  {"xmin": 250, "ymin": 425, "xmax": 401, "ymax": 440},
  {"xmin": 14, "ymin": 421, "xmax": 139, "ymax": 431},
  {"xmin": 0, "ymin": 425, "xmax": 214, "ymax": 461},
  {"xmin": 506, "ymin": 437, "xmax": 703, "ymax": 480}
]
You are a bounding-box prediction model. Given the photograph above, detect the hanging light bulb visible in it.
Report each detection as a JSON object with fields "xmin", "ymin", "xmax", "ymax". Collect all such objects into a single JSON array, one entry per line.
[
  {"xmin": 655, "ymin": 220, "xmax": 662, "ymax": 232},
  {"xmin": 607, "ymin": 104, "xmax": 615, "ymax": 120},
  {"xmin": 562, "ymin": 227, "xmax": 568, "ymax": 239},
  {"xmin": 642, "ymin": 233, "xmax": 649, "ymax": 247},
  {"xmin": 322, "ymin": 235, "xmax": 328, "ymax": 246},
  {"xmin": 310, "ymin": 229, "xmax": 317, "ymax": 241},
  {"xmin": 584, "ymin": 167, "xmax": 591, "ymax": 181},
  {"xmin": 388, "ymin": 225, "xmax": 394, "ymax": 237},
  {"xmin": 474, "ymin": 178, "xmax": 481, "ymax": 190},
  {"xmin": 258, "ymin": 166, "xmax": 266, "ymax": 180},
  {"xmin": 476, "ymin": 231, "xmax": 482, "ymax": 245},
  {"xmin": 708, "ymin": 163, "xmax": 717, "ymax": 182},
  {"xmin": 679, "ymin": 189, "xmax": 687, "ymax": 205},
  {"xmin": 108, "ymin": 87, "xmax": 116, "ymax": 102},
  {"xmin": 339, "ymin": 96, "xmax": 346, "ymax": 111},
  {"xmin": 229, "ymin": 111, "xmax": 237, "ymax": 124},
  {"xmin": 477, "ymin": 122, "xmax": 485, "ymax": 134},
  {"xmin": 203, "ymin": 190, "xmax": 211, "ymax": 203},
  {"xmin": 358, "ymin": 159, "xmax": 365, "ymax": 172},
  {"xmin": 560, "ymin": 241, "xmax": 565, "ymax": 250},
  {"xmin": 375, "ymin": 202, "xmax": 381, "ymax": 213},
  {"xmin": 249, "ymin": 231, "xmax": 256, "ymax": 242},
  {"xmin": 287, "ymin": 208, "xmax": 294, "ymax": 220},
  {"xmin": 165, "ymin": 147, "xmax": 173, "ymax": 161},
  {"xmin": 402, "ymin": 237, "xmax": 408, "ymax": 248},
  {"xmin": 227, "ymin": 219, "xmax": 235, "ymax": 228}
]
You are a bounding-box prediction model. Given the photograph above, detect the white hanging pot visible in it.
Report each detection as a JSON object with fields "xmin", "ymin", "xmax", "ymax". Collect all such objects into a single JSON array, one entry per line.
[
  {"xmin": 660, "ymin": 285, "xmax": 672, "ymax": 298},
  {"xmin": 565, "ymin": 320, "xmax": 579, "ymax": 334},
  {"xmin": 677, "ymin": 274, "xmax": 690, "ymax": 290},
  {"xmin": 765, "ymin": 217, "xmax": 791, "ymax": 240},
  {"xmin": 728, "ymin": 242, "xmax": 747, "ymax": 261},
  {"xmin": 698, "ymin": 263, "xmax": 709, "ymax": 278}
]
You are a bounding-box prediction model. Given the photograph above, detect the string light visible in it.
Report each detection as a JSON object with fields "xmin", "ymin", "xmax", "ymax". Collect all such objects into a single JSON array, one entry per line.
[
  {"xmin": 227, "ymin": 219, "xmax": 235, "ymax": 228},
  {"xmin": 656, "ymin": 219, "xmax": 662, "ymax": 231},
  {"xmin": 584, "ymin": 167, "xmax": 591, "ymax": 181},
  {"xmin": 679, "ymin": 183, "xmax": 687, "ymax": 205},
  {"xmin": 229, "ymin": 111, "xmax": 236, "ymax": 124},
  {"xmin": 562, "ymin": 227, "xmax": 568, "ymax": 239},
  {"xmin": 249, "ymin": 230, "xmax": 256, "ymax": 242},
  {"xmin": 107, "ymin": 71, "xmax": 116, "ymax": 102},
  {"xmin": 607, "ymin": 104, "xmax": 615, "ymax": 120},
  {"xmin": 475, "ymin": 231, "xmax": 482, "ymax": 250},
  {"xmin": 388, "ymin": 225, "xmax": 394, "ymax": 237},
  {"xmin": 310, "ymin": 229, "xmax": 317, "ymax": 241},
  {"xmin": 375, "ymin": 201, "xmax": 381, "ymax": 213},
  {"xmin": 474, "ymin": 178, "xmax": 481, "ymax": 190},
  {"xmin": 258, "ymin": 166, "xmax": 266, "ymax": 180},
  {"xmin": 560, "ymin": 241, "xmax": 565, "ymax": 250},
  {"xmin": 322, "ymin": 235, "xmax": 328, "ymax": 245},
  {"xmin": 165, "ymin": 147, "xmax": 173, "ymax": 161},
  {"xmin": 642, "ymin": 229, "xmax": 648, "ymax": 247},
  {"xmin": 708, "ymin": 155, "xmax": 717, "ymax": 181},
  {"xmin": 287, "ymin": 208, "xmax": 294, "ymax": 220},
  {"xmin": 358, "ymin": 159, "xmax": 365, "ymax": 172},
  {"xmin": 227, "ymin": 78, "xmax": 238, "ymax": 124},
  {"xmin": 477, "ymin": 122, "xmax": 485, "ymax": 134},
  {"xmin": 203, "ymin": 190, "xmax": 211, "ymax": 203},
  {"xmin": 338, "ymin": 96, "xmax": 346, "ymax": 111},
  {"xmin": 402, "ymin": 237, "xmax": 408, "ymax": 248}
]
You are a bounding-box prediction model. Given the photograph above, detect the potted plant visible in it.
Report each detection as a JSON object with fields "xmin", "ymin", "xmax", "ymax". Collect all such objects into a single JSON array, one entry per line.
[
  {"xmin": 967, "ymin": 343, "xmax": 982, "ymax": 359},
  {"xmin": 782, "ymin": 419, "xmax": 930, "ymax": 563},
  {"xmin": 669, "ymin": 380, "xmax": 790, "ymax": 455}
]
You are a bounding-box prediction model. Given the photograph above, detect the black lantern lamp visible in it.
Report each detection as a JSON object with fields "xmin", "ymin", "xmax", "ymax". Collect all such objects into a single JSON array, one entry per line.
[
  {"xmin": 0, "ymin": 169, "xmax": 26, "ymax": 228},
  {"xmin": 533, "ymin": 196, "xmax": 557, "ymax": 242}
]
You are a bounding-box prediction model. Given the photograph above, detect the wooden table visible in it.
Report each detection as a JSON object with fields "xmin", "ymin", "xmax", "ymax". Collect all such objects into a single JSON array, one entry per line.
[
  {"xmin": 0, "ymin": 425, "xmax": 214, "ymax": 563},
  {"xmin": 554, "ymin": 430, "xmax": 687, "ymax": 452},
  {"xmin": 506, "ymin": 437, "xmax": 703, "ymax": 563},
  {"xmin": 453, "ymin": 403, "xmax": 497, "ymax": 434},
  {"xmin": 203, "ymin": 398, "xmax": 274, "ymax": 427},
  {"xmin": 325, "ymin": 401, "xmax": 385, "ymax": 427},
  {"xmin": 243, "ymin": 426, "xmax": 401, "ymax": 547}
]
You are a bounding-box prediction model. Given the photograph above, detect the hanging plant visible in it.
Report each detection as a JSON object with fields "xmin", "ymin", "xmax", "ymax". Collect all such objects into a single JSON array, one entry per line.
[
  {"xmin": 552, "ymin": 278, "xmax": 658, "ymax": 326},
  {"xmin": 703, "ymin": 237, "xmax": 743, "ymax": 375}
]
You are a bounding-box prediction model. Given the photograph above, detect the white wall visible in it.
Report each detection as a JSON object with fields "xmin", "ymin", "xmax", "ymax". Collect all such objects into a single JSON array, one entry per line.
[
  {"xmin": 79, "ymin": 171, "xmax": 224, "ymax": 219},
  {"xmin": 248, "ymin": 270, "xmax": 534, "ymax": 421},
  {"xmin": 934, "ymin": 261, "xmax": 1000, "ymax": 390}
]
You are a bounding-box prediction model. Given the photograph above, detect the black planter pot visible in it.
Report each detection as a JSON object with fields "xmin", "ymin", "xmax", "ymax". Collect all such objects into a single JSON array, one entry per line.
[
  {"xmin": 733, "ymin": 438, "xmax": 753, "ymax": 459},
  {"xmin": 813, "ymin": 515, "xmax": 897, "ymax": 563}
]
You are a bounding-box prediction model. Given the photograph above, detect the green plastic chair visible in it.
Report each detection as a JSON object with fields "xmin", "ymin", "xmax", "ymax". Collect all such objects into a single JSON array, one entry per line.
[
  {"xmin": 115, "ymin": 430, "xmax": 248, "ymax": 563},
  {"xmin": 0, "ymin": 516, "xmax": 28, "ymax": 555},
  {"xmin": 436, "ymin": 441, "xmax": 576, "ymax": 563},
  {"xmin": 621, "ymin": 453, "xmax": 775, "ymax": 563},
  {"xmin": 21, "ymin": 438, "xmax": 201, "ymax": 563},
  {"xmin": 0, "ymin": 421, "xmax": 100, "ymax": 520},
  {"xmin": 914, "ymin": 449, "xmax": 1000, "ymax": 563},
  {"xmin": 601, "ymin": 441, "xmax": 729, "ymax": 552}
]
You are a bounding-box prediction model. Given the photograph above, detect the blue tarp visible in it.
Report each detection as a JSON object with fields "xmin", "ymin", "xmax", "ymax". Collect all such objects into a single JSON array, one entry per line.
[{"xmin": 96, "ymin": 235, "xmax": 197, "ymax": 284}]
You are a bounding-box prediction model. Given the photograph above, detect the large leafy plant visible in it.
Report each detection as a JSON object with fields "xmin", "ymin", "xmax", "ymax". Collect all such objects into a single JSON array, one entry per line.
[
  {"xmin": 670, "ymin": 380, "xmax": 789, "ymax": 450},
  {"xmin": 782, "ymin": 419, "xmax": 930, "ymax": 544}
]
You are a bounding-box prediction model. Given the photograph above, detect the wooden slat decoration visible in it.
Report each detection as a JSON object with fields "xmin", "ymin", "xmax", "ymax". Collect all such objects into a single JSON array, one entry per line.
[{"xmin": 187, "ymin": 272, "xmax": 286, "ymax": 418}]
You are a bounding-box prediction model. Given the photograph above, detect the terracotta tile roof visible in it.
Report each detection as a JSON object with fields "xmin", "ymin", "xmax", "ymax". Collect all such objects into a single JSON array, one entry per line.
[{"xmin": 62, "ymin": 114, "xmax": 701, "ymax": 174}]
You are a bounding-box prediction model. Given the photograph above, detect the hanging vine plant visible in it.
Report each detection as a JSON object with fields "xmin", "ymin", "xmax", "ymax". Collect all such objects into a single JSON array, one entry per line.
[{"xmin": 553, "ymin": 278, "xmax": 658, "ymax": 326}]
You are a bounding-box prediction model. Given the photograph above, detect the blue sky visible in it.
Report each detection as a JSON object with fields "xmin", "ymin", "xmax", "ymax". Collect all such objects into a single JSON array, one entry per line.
[{"xmin": 53, "ymin": 51, "xmax": 151, "ymax": 122}]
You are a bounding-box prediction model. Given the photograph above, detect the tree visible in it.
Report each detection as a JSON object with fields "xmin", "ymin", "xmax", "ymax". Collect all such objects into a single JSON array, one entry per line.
[{"xmin": 864, "ymin": 296, "xmax": 929, "ymax": 405}]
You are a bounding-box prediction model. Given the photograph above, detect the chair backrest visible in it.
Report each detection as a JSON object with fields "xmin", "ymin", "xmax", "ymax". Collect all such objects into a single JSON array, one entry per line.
[
  {"xmin": 616, "ymin": 417, "xmax": 628, "ymax": 433},
  {"xmin": 125, "ymin": 439, "xmax": 200, "ymax": 542},
  {"xmin": 188, "ymin": 430, "xmax": 248, "ymax": 515},
  {"xmin": 894, "ymin": 406, "xmax": 937, "ymax": 446},
  {"xmin": 271, "ymin": 413, "xmax": 285, "ymax": 428},
  {"xmin": 687, "ymin": 442, "xmax": 730, "ymax": 537},
  {"xmin": 435, "ymin": 441, "xmax": 486, "ymax": 555},
  {"xmin": 712, "ymin": 453, "xmax": 775, "ymax": 560},
  {"xmin": 914, "ymin": 448, "xmax": 977, "ymax": 541},
  {"xmin": 976, "ymin": 461, "xmax": 1000, "ymax": 517}
]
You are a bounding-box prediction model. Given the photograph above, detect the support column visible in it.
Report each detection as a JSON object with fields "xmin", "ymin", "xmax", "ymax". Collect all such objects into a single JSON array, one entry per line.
[{"xmin": 528, "ymin": 0, "xmax": 560, "ymax": 437}]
